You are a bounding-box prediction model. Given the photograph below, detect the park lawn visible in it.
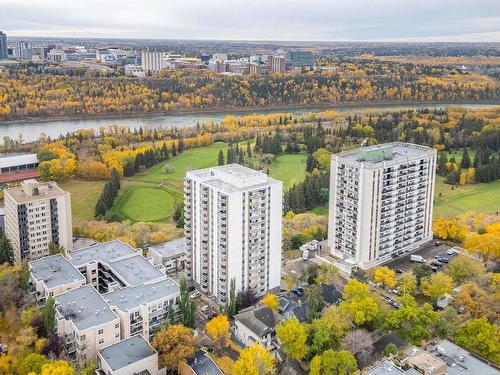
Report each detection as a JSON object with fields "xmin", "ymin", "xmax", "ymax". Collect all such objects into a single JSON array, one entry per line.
[
  {"xmin": 269, "ymin": 153, "xmax": 307, "ymax": 189},
  {"xmin": 439, "ymin": 149, "xmax": 476, "ymax": 165},
  {"xmin": 113, "ymin": 143, "xmax": 228, "ymax": 222},
  {"xmin": 434, "ymin": 176, "xmax": 500, "ymax": 217},
  {"xmin": 60, "ymin": 179, "xmax": 106, "ymax": 221}
]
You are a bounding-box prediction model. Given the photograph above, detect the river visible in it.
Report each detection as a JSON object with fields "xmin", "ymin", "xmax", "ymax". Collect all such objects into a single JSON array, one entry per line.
[{"xmin": 0, "ymin": 102, "xmax": 498, "ymax": 142}]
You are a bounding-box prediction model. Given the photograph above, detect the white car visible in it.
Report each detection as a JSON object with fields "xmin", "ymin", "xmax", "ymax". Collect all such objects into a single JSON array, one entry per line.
[
  {"xmin": 189, "ymin": 291, "xmax": 201, "ymax": 299},
  {"xmin": 447, "ymin": 247, "xmax": 460, "ymax": 256},
  {"xmin": 201, "ymin": 305, "xmax": 211, "ymax": 313}
]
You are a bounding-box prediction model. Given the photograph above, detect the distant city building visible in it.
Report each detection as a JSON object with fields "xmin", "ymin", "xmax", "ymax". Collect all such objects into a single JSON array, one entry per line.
[
  {"xmin": 15, "ymin": 40, "xmax": 32, "ymax": 60},
  {"xmin": 184, "ymin": 164, "xmax": 283, "ymax": 304},
  {"xmin": 286, "ymin": 50, "xmax": 314, "ymax": 68},
  {"xmin": 0, "ymin": 153, "xmax": 40, "ymax": 184},
  {"xmin": 208, "ymin": 59, "xmax": 225, "ymax": 73},
  {"xmin": 268, "ymin": 55, "xmax": 286, "ymax": 74},
  {"xmin": 124, "ymin": 64, "xmax": 145, "ymax": 77},
  {"xmin": 47, "ymin": 49, "xmax": 67, "ymax": 62},
  {"xmin": 141, "ymin": 51, "xmax": 164, "ymax": 75},
  {"xmin": 0, "ymin": 32, "xmax": 7, "ymax": 59},
  {"xmin": 328, "ymin": 142, "xmax": 436, "ymax": 269},
  {"xmin": 249, "ymin": 63, "xmax": 264, "ymax": 76},
  {"xmin": 212, "ymin": 53, "xmax": 228, "ymax": 62},
  {"xmin": 4, "ymin": 180, "xmax": 72, "ymax": 263}
]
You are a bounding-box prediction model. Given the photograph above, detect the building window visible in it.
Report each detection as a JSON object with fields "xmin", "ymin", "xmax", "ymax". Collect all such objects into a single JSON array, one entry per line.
[
  {"xmin": 115, "ymin": 323, "xmax": 119, "ymax": 329},
  {"xmin": 98, "ymin": 339, "xmax": 104, "ymax": 345},
  {"xmin": 98, "ymin": 329, "xmax": 103, "ymax": 335}
]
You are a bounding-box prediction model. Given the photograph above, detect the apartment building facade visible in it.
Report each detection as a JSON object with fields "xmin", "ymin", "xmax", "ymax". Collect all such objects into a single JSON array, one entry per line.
[
  {"xmin": 328, "ymin": 142, "xmax": 436, "ymax": 269},
  {"xmin": 268, "ymin": 55, "xmax": 286, "ymax": 74},
  {"xmin": 184, "ymin": 164, "xmax": 282, "ymax": 304},
  {"xmin": 4, "ymin": 180, "xmax": 72, "ymax": 263},
  {"xmin": 29, "ymin": 240, "xmax": 180, "ymax": 363}
]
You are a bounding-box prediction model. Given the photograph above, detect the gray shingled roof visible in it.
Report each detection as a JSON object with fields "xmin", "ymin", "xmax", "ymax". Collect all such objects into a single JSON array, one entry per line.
[
  {"xmin": 187, "ymin": 350, "xmax": 224, "ymax": 375},
  {"xmin": 235, "ymin": 305, "xmax": 284, "ymax": 337}
]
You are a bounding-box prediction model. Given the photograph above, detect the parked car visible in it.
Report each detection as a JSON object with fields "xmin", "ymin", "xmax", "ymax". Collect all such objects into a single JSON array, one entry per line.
[
  {"xmin": 431, "ymin": 261, "xmax": 444, "ymax": 268},
  {"xmin": 0, "ymin": 344, "xmax": 7, "ymax": 354},
  {"xmin": 435, "ymin": 241, "xmax": 442, "ymax": 246},
  {"xmin": 201, "ymin": 305, "xmax": 211, "ymax": 313},
  {"xmin": 392, "ymin": 301, "xmax": 403, "ymax": 309},
  {"xmin": 383, "ymin": 296, "xmax": 393, "ymax": 303},
  {"xmin": 411, "ymin": 254, "xmax": 426, "ymax": 263},
  {"xmin": 395, "ymin": 268, "xmax": 403, "ymax": 274},
  {"xmin": 189, "ymin": 291, "xmax": 201, "ymax": 299},
  {"xmin": 431, "ymin": 266, "xmax": 438, "ymax": 272},
  {"xmin": 435, "ymin": 256, "xmax": 450, "ymax": 263},
  {"xmin": 447, "ymin": 247, "xmax": 460, "ymax": 256},
  {"xmin": 292, "ymin": 287, "xmax": 304, "ymax": 297}
]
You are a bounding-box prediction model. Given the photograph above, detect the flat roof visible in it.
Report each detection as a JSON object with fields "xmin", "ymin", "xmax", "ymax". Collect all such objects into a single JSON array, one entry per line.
[
  {"xmin": 0, "ymin": 153, "xmax": 38, "ymax": 169},
  {"xmin": 149, "ymin": 238, "xmax": 187, "ymax": 259},
  {"xmin": 187, "ymin": 164, "xmax": 281, "ymax": 193},
  {"xmin": 5, "ymin": 181, "xmax": 67, "ymax": 203},
  {"xmin": 104, "ymin": 278, "xmax": 180, "ymax": 311},
  {"xmin": 55, "ymin": 285, "xmax": 118, "ymax": 331},
  {"xmin": 335, "ymin": 142, "xmax": 435, "ymax": 167},
  {"xmin": 187, "ymin": 350, "xmax": 224, "ymax": 375},
  {"xmin": 364, "ymin": 360, "xmax": 406, "ymax": 375},
  {"xmin": 68, "ymin": 240, "xmax": 136, "ymax": 267},
  {"xmin": 109, "ymin": 255, "xmax": 165, "ymax": 286},
  {"xmin": 430, "ymin": 340, "xmax": 500, "ymax": 375},
  {"xmin": 99, "ymin": 335, "xmax": 156, "ymax": 371},
  {"xmin": 29, "ymin": 254, "xmax": 85, "ymax": 289}
]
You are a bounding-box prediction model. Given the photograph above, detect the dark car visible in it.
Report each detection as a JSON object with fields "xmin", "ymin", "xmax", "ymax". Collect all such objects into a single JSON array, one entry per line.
[
  {"xmin": 431, "ymin": 266, "xmax": 438, "ymax": 272},
  {"xmin": 292, "ymin": 287, "xmax": 304, "ymax": 297},
  {"xmin": 435, "ymin": 256, "xmax": 450, "ymax": 263},
  {"xmin": 435, "ymin": 241, "xmax": 442, "ymax": 246},
  {"xmin": 395, "ymin": 268, "xmax": 403, "ymax": 274},
  {"xmin": 431, "ymin": 261, "xmax": 444, "ymax": 268}
]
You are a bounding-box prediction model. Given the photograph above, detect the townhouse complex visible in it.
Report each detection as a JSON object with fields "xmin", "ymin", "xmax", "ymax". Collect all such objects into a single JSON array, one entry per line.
[
  {"xmin": 184, "ymin": 164, "xmax": 282, "ymax": 304},
  {"xmin": 4, "ymin": 179, "xmax": 72, "ymax": 263},
  {"xmin": 328, "ymin": 142, "xmax": 437, "ymax": 269},
  {"xmin": 28, "ymin": 240, "xmax": 180, "ymax": 365}
]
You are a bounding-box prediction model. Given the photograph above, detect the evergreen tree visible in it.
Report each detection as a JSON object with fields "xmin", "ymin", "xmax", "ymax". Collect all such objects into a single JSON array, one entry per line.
[
  {"xmin": 460, "ymin": 148, "xmax": 471, "ymax": 169},
  {"xmin": 218, "ymin": 150, "xmax": 225, "ymax": 166},
  {"xmin": 178, "ymin": 278, "xmax": 196, "ymax": 328},
  {"xmin": 437, "ymin": 152, "xmax": 448, "ymax": 176},
  {"xmin": 0, "ymin": 232, "xmax": 14, "ymax": 265}
]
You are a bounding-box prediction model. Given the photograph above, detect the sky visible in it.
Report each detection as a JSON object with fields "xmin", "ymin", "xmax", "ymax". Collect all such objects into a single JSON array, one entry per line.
[{"xmin": 1, "ymin": 0, "xmax": 500, "ymax": 42}]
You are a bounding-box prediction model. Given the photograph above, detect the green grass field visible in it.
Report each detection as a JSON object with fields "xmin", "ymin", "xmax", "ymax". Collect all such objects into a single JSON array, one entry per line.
[
  {"xmin": 59, "ymin": 179, "xmax": 106, "ymax": 221},
  {"xmin": 113, "ymin": 143, "xmax": 228, "ymax": 222},
  {"xmin": 269, "ymin": 153, "xmax": 307, "ymax": 189},
  {"xmin": 434, "ymin": 176, "xmax": 500, "ymax": 217}
]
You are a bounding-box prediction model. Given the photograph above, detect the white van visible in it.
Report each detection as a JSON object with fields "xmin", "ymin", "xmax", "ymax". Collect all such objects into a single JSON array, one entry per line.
[{"xmin": 410, "ymin": 254, "xmax": 426, "ymax": 263}]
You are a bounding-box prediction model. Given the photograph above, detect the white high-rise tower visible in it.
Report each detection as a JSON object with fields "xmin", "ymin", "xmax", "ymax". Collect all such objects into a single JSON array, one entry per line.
[
  {"xmin": 328, "ymin": 142, "xmax": 436, "ymax": 269},
  {"xmin": 184, "ymin": 164, "xmax": 282, "ymax": 304}
]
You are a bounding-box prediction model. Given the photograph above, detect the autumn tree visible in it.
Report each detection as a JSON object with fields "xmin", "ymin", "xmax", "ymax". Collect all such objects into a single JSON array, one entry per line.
[
  {"xmin": 434, "ymin": 307, "xmax": 460, "ymax": 339},
  {"xmin": 454, "ymin": 282, "xmax": 490, "ymax": 318},
  {"xmin": 397, "ymin": 274, "xmax": 417, "ymax": 295},
  {"xmin": 275, "ymin": 317, "xmax": 309, "ymax": 366},
  {"xmin": 152, "ymin": 324, "xmax": 197, "ymax": 371},
  {"xmin": 455, "ymin": 318, "xmax": 499, "ymax": 363},
  {"xmin": 373, "ymin": 266, "xmax": 397, "ymax": 289},
  {"xmin": 384, "ymin": 294, "xmax": 438, "ymax": 345},
  {"xmin": 445, "ymin": 255, "xmax": 484, "ymax": 284},
  {"xmin": 261, "ymin": 293, "xmax": 279, "ymax": 311},
  {"xmin": 339, "ymin": 279, "xmax": 379, "ymax": 325},
  {"xmin": 433, "ymin": 218, "xmax": 467, "ymax": 242},
  {"xmin": 41, "ymin": 296, "xmax": 56, "ymax": 337},
  {"xmin": 39, "ymin": 360, "xmax": 74, "ymax": 375},
  {"xmin": 421, "ymin": 273, "xmax": 454, "ymax": 301},
  {"xmin": 464, "ymin": 224, "xmax": 500, "ymax": 262},
  {"xmin": 233, "ymin": 343, "xmax": 275, "ymax": 375},
  {"xmin": 315, "ymin": 263, "xmax": 339, "ymax": 285},
  {"xmin": 310, "ymin": 349, "xmax": 357, "ymax": 375},
  {"xmin": 310, "ymin": 306, "xmax": 351, "ymax": 355},
  {"xmin": 206, "ymin": 315, "xmax": 231, "ymax": 354}
]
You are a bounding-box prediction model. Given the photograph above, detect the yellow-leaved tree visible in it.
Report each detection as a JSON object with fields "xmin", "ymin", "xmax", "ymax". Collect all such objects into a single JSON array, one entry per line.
[
  {"xmin": 373, "ymin": 266, "xmax": 397, "ymax": 289},
  {"xmin": 206, "ymin": 315, "xmax": 231, "ymax": 354},
  {"xmin": 261, "ymin": 293, "xmax": 279, "ymax": 311},
  {"xmin": 233, "ymin": 343, "xmax": 275, "ymax": 375}
]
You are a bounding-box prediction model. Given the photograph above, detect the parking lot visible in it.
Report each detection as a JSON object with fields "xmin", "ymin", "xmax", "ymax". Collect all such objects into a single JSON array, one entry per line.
[{"xmin": 382, "ymin": 241, "xmax": 455, "ymax": 274}]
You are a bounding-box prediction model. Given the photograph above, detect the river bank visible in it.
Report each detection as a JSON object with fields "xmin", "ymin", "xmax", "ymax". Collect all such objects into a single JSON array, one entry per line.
[
  {"xmin": 2, "ymin": 99, "xmax": 499, "ymax": 126},
  {"xmin": 1, "ymin": 100, "xmax": 499, "ymax": 141}
]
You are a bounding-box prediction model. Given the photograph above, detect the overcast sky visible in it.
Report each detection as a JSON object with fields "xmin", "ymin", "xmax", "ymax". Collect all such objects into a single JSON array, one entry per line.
[{"xmin": 1, "ymin": 0, "xmax": 500, "ymax": 42}]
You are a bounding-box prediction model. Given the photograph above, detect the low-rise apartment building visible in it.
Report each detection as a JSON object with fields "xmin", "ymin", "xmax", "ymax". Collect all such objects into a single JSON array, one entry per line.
[
  {"xmin": 55, "ymin": 285, "xmax": 121, "ymax": 363},
  {"xmin": 28, "ymin": 253, "xmax": 86, "ymax": 303},
  {"xmin": 97, "ymin": 335, "xmax": 166, "ymax": 375},
  {"xmin": 148, "ymin": 238, "xmax": 187, "ymax": 273}
]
